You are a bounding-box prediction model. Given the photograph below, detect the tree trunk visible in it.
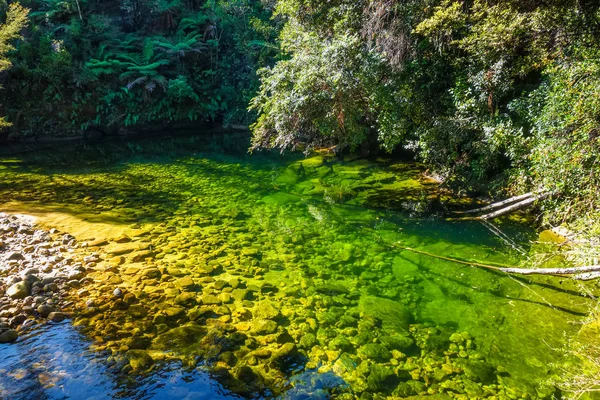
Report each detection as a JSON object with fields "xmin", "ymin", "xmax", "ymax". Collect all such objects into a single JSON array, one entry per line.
[
  {"xmin": 479, "ymin": 192, "xmax": 550, "ymax": 220},
  {"xmin": 458, "ymin": 192, "xmax": 534, "ymax": 215}
]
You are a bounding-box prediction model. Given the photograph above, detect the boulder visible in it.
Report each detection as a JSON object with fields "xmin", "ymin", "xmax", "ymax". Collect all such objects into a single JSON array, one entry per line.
[{"xmin": 6, "ymin": 281, "xmax": 30, "ymax": 299}]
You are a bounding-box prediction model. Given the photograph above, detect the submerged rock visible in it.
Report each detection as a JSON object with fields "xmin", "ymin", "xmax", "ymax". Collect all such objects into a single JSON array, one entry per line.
[
  {"xmin": 252, "ymin": 319, "xmax": 278, "ymax": 335},
  {"xmin": 152, "ymin": 324, "xmax": 206, "ymax": 350},
  {"xmin": 0, "ymin": 329, "xmax": 19, "ymax": 343},
  {"xmin": 126, "ymin": 349, "xmax": 154, "ymax": 371},
  {"xmin": 367, "ymin": 364, "xmax": 400, "ymax": 392},
  {"xmin": 358, "ymin": 296, "xmax": 412, "ymax": 334},
  {"xmin": 358, "ymin": 343, "xmax": 392, "ymax": 362},
  {"xmin": 37, "ymin": 304, "xmax": 54, "ymax": 318},
  {"xmin": 455, "ymin": 358, "xmax": 496, "ymax": 384},
  {"xmin": 48, "ymin": 312, "xmax": 67, "ymax": 322},
  {"xmin": 379, "ymin": 335, "xmax": 415, "ymax": 353},
  {"xmin": 253, "ymin": 300, "xmax": 280, "ymax": 320}
]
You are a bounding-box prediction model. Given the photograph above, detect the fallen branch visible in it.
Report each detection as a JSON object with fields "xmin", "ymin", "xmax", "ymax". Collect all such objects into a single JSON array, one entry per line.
[
  {"xmin": 457, "ymin": 192, "xmax": 534, "ymax": 215},
  {"xmin": 397, "ymin": 245, "xmax": 600, "ymax": 279},
  {"xmin": 480, "ymin": 192, "xmax": 551, "ymax": 220}
]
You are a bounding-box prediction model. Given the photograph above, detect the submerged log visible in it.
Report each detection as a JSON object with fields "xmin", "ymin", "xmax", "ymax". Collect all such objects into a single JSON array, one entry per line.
[{"xmin": 397, "ymin": 245, "xmax": 600, "ymax": 280}]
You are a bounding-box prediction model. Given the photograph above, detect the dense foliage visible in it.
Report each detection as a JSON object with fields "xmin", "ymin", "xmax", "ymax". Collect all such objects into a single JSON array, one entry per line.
[
  {"xmin": 0, "ymin": 2, "xmax": 28, "ymax": 128},
  {"xmin": 0, "ymin": 0, "xmax": 279, "ymax": 137},
  {"xmin": 2, "ymin": 0, "xmax": 600, "ymax": 227},
  {"xmin": 250, "ymin": 0, "xmax": 600, "ymax": 226}
]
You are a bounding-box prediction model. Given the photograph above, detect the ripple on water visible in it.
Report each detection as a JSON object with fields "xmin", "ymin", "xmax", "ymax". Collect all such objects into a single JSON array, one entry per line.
[{"xmin": 0, "ymin": 321, "xmax": 238, "ymax": 400}]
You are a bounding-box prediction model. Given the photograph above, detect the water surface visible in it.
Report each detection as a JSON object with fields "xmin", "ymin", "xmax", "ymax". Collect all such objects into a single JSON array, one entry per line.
[{"xmin": 0, "ymin": 133, "xmax": 591, "ymax": 399}]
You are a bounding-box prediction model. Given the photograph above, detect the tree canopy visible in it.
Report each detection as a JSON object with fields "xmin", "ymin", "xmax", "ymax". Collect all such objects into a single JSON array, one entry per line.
[
  {"xmin": 0, "ymin": 2, "xmax": 29, "ymax": 128},
  {"xmin": 0, "ymin": 0, "xmax": 279, "ymax": 136},
  {"xmin": 2, "ymin": 0, "xmax": 600, "ymax": 228},
  {"xmin": 249, "ymin": 0, "xmax": 600, "ymax": 227}
]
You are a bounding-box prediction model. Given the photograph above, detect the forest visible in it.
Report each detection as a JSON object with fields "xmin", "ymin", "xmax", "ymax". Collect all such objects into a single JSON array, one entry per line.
[
  {"xmin": 2, "ymin": 0, "xmax": 600, "ymax": 399},
  {"xmin": 1, "ymin": 0, "xmax": 599, "ymax": 231}
]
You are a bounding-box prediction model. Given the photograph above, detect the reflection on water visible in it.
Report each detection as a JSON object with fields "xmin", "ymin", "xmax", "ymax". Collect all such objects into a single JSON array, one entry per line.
[
  {"xmin": 0, "ymin": 133, "xmax": 593, "ymax": 399},
  {"xmin": 0, "ymin": 321, "xmax": 238, "ymax": 399}
]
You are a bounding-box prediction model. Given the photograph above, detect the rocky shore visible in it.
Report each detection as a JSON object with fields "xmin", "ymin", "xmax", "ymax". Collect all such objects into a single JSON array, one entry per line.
[{"xmin": 0, "ymin": 213, "xmax": 97, "ymax": 343}]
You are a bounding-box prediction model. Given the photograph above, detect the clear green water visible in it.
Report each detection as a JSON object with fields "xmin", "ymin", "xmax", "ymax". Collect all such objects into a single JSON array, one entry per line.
[{"xmin": 0, "ymin": 134, "xmax": 592, "ymax": 399}]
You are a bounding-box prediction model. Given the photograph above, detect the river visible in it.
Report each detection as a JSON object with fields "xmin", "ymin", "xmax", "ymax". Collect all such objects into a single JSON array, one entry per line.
[{"xmin": 0, "ymin": 133, "xmax": 591, "ymax": 399}]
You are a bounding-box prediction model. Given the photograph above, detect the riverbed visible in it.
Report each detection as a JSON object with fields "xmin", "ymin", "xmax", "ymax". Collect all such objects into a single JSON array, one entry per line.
[{"xmin": 0, "ymin": 133, "xmax": 592, "ymax": 399}]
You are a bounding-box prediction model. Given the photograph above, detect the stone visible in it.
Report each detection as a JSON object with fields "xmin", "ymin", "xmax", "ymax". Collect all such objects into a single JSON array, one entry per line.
[
  {"xmin": 128, "ymin": 304, "xmax": 148, "ymax": 318},
  {"xmin": 9, "ymin": 314, "xmax": 27, "ymax": 327},
  {"xmin": 298, "ymin": 333, "xmax": 318, "ymax": 349},
  {"xmin": 126, "ymin": 350, "xmax": 154, "ymax": 370},
  {"xmin": 48, "ymin": 312, "xmax": 67, "ymax": 322},
  {"xmin": 358, "ymin": 343, "xmax": 392, "ymax": 362},
  {"xmin": 0, "ymin": 329, "xmax": 18, "ymax": 343},
  {"xmin": 231, "ymin": 289, "xmax": 252, "ymax": 301},
  {"xmin": 174, "ymin": 292, "xmax": 197, "ymax": 307},
  {"xmin": 379, "ymin": 335, "xmax": 415, "ymax": 352},
  {"xmin": 174, "ymin": 276, "xmax": 196, "ymax": 290},
  {"xmin": 455, "ymin": 359, "xmax": 495, "ymax": 384},
  {"xmin": 253, "ymin": 300, "xmax": 280, "ymax": 320},
  {"xmin": 88, "ymin": 238, "xmax": 108, "ymax": 247},
  {"xmin": 213, "ymin": 280, "xmax": 229, "ymax": 290},
  {"xmin": 37, "ymin": 304, "xmax": 54, "ymax": 318},
  {"xmin": 6, "ymin": 252, "xmax": 25, "ymax": 261},
  {"xmin": 6, "ymin": 281, "xmax": 30, "ymax": 299},
  {"xmin": 315, "ymin": 282, "xmax": 349, "ymax": 295},
  {"xmin": 114, "ymin": 234, "xmax": 132, "ymax": 243},
  {"xmin": 129, "ymin": 250, "xmax": 154, "ymax": 262},
  {"xmin": 141, "ymin": 267, "xmax": 161, "ymax": 279},
  {"xmin": 270, "ymin": 343, "xmax": 302, "ymax": 372},
  {"xmin": 164, "ymin": 307, "xmax": 185, "ymax": 319},
  {"xmin": 105, "ymin": 242, "xmax": 150, "ymax": 256},
  {"xmin": 153, "ymin": 324, "xmax": 206, "ymax": 350},
  {"xmin": 43, "ymin": 283, "xmax": 58, "ymax": 292},
  {"xmin": 252, "ymin": 319, "xmax": 278, "ymax": 334},
  {"xmin": 330, "ymin": 335, "xmax": 354, "ymax": 352},
  {"xmin": 367, "ymin": 364, "xmax": 400, "ymax": 392},
  {"xmin": 200, "ymin": 294, "xmax": 222, "ymax": 305},
  {"xmin": 358, "ymin": 296, "xmax": 412, "ymax": 334},
  {"xmin": 333, "ymin": 353, "xmax": 357, "ymax": 375},
  {"xmin": 392, "ymin": 255, "xmax": 419, "ymax": 278}
]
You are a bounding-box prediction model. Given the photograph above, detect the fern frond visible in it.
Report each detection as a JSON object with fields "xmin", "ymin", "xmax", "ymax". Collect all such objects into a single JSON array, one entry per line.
[{"xmin": 126, "ymin": 76, "xmax": 147, "ymax": 90}]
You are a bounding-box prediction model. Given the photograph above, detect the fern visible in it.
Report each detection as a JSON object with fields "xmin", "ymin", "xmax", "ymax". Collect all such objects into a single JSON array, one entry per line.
[{"xmin": 154, "ymin": 31, "xmax": 206, "ymax": 57}]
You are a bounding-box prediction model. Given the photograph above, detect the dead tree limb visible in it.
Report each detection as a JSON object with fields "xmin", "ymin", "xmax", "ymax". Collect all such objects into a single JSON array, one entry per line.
[
  {"xmin": 480, "ymin": 192, "xmax": 551, "ymax": 220},
  {"xmin": 397, "ymin": 245, "xmax": 600, "ymax": 279},
  {"xmin": 457, "ymin": 192, "xmax": 534, "ymax": 215}
]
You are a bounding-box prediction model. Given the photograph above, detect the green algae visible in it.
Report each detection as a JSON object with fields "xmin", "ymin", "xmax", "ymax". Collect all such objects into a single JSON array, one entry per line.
[{"xmin": 0, "ymin": 135, "xmax": 594, "ymax": 399}]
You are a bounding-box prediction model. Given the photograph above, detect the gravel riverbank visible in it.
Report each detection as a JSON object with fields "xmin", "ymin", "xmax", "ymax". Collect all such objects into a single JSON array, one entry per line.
[{"xmin": 0, "ymin": 213, "xmax": 98, "ymax": 343}]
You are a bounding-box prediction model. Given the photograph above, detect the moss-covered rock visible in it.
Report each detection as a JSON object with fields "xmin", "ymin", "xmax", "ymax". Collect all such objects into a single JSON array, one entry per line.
[
  {"xmin": 366, "ymin": 364, "xmax": 399, "ymax": 392},
  {"xmin": 358, "ymin": 296, "xmax": 411, "ymax": 334},
  {"xmin": 126, "ymin": 350, "xmax": 154, "ymax": 371},
  {"xmin": 358, "ymin": 343, "xmax": 392, "ymax": 362}
]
